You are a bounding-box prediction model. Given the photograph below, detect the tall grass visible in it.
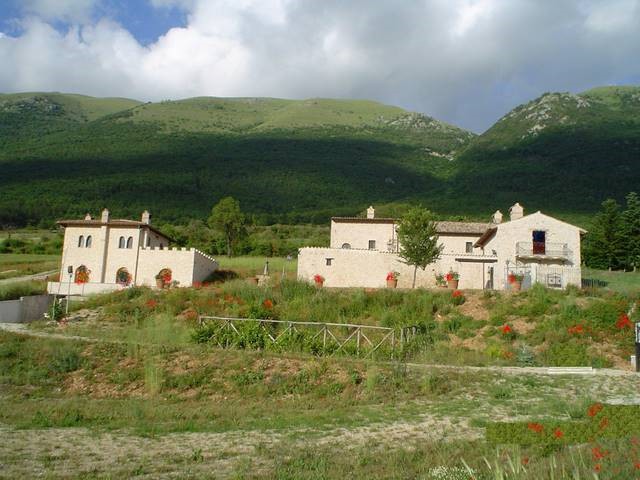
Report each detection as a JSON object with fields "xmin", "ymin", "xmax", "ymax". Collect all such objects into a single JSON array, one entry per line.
[{"xmin": 0, "ymin": 280, "xmax": 47, "ymax": 301}]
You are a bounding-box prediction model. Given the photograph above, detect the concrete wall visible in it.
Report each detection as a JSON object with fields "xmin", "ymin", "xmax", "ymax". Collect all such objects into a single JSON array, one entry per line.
[
  {"xmin": 330, "ymin": 221, "xmax": 396, "ymax": 251},
  {"xmin": 0, "ymin": 294, "xmax": 54, "ymax": 323},
  {"xmin": 298, "ymin": 248, "xmax": 493, "ymax": 289},
  {"xmin": 47, "ymin": 281, "xmax": 121, "ymax": 296}
]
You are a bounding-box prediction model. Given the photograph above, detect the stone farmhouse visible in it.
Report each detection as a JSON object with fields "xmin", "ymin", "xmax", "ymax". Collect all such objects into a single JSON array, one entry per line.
[
  {"xmin": 47, "ymin": 209, "xmax": 218, "ymax": 295},
  {"xmin": 298, "ymin": 204, "xmax": 585, "ymax": 290}
]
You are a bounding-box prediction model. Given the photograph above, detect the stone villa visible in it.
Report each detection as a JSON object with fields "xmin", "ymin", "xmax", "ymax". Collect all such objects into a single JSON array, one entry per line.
[
  {"xmin": 297, "ymin": 203, "xmax": 585, "ymax": 290},
  {"xmin": 47, "ymin": 209, "xmax": 218, "ymax": 295}
]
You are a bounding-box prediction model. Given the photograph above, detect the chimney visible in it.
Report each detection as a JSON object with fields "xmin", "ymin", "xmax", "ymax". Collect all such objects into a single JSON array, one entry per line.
[
  {"xmin": 366, "ymin": 206, "xmax": 375, "ymax": 219},
  {"xmin": 509, "ymin": 203, "xmax": 524, "ymax": 221},
  {"xmin": 101, "ymin": 208, "xmax": 110, "ymax": 223},
  {"xmin": 84, "ymin": 213, "xmax": 92, "ymax": 221},
  {"xmin": 141, "ymin": 210, "xmax": 151, "ymax": 225},
  {"xmin": 492, "ymin": 210, "xmax": 503, "ymax": 224}
]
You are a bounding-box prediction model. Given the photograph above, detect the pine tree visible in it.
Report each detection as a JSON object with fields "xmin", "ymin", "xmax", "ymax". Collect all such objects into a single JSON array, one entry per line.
[
  {"xmin": 584, "ymin": 199, "xmax": 625, "ymax": 270},
  {"xmin": 622, "ymin": 192, "xmax": 640, "ymax": 271}
]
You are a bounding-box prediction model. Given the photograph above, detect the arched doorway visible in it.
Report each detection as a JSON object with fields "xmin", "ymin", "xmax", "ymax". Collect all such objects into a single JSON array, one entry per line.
[
  {"xmin": 116, "ymin": 267, "xmax": 132, "ymax": 286},
  {"xmin": 156, "ymin": 268, "xmax": 172, "ymax": 288},
  {"xmin": 74, "ymin": 265, "xmax": 90, "ymax": 284}
]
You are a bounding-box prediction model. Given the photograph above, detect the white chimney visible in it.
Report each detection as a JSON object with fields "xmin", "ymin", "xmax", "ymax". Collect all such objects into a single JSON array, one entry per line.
[
  {"xmin": 101, "ymin": 208, "xmax": 110, "ymax": 223},
  {"xmin": 492, "ymin": 210, "xmax": 503, "ymax": 224},
  {"xmin": 367, "ymin": 206, "xmax": 375, "ymax": 219},
  {"xmin": 84, "ymin": 213, "xmax": 92, "ymax": 221},
  {"xmin": 141, "ymin": 210, "xmax": 151, "ymax": 225},
  {"xmin": 509, "ymin": 203, "xmax": 524, "ymax": 221}
]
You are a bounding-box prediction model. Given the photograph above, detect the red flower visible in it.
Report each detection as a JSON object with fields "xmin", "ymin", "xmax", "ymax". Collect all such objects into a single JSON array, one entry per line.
[
  {"xmin": 313, "ymin": 274, "xmax": 324, "ymax": 283},
  {"xmin": 527, "ymin": 422, "xmax": 544, "ymax": 434},
  {"xmin": 145, "ymin": 299, "xmax": 158, "ymax": 309},
  {"xmin": 568, "ymin": 324, "xmax": 585, "ymax": 335},
  {"xmin": 553, "ymin": 428, "xmax": 564, "ymax": 439},
  {"xmin": 263, "ymin": 299, "xmax": 274, "ymax": 309},
  {"xmin": 521, "ymin": 457, "xmax": 529, "ymax": 466},
  {"xmin": 599, "ymin": 417, "xmax": 609, "ymax": 430},
  {"xmin": 616, "ymin": 313, "xmax": 633, "ymax": 329},
  {"xmin": 592, "ymin": 446, "xmax": 607, "ymax": 460},
  {"xmin": 501, "ymin": 324, "xmax": 512, "ymax": 334},
  {"xmin": 386, "ymin": 272, "xmax": 398, "ymax": 281},
  {"xmin": 587, "ymin": 403, "xmax": 603, "ymax": 417},
  {"xmin": 594, "ymin": 464, "xmax": 602, "ymax": 472},
  {"xmin": 634, "ymin": 461, "xmax": 640, "ymax": 470},
  {"xmin": 452, "ymin": 290, "xmax": 463, "ymax": 298}
]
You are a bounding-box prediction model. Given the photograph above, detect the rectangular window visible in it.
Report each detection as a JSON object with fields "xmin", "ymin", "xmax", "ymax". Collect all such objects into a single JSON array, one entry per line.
[
  {"xmin": 465, "ymin": 242, "xmax": 473, "ymax": 253},
  {"xmin": 368, "ymin": 240, "xmax": 376, "ymax": 250},
  {"xmin": 326, "ymin": 258, "xmax": 333, "ymax": 266},
  {"xmin": 532, "ymin": 230, "xmax": 546, "ymax": 254}
]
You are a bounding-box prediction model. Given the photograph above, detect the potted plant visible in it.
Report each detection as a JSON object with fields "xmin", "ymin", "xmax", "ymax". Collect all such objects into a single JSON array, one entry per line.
[
  {"xmin": 445, "ymin": 270, "xmax": 459, "ymax": 289},
  {"xmin": 435, "ymin": 273, "xmax": 447, "ymax": 288},
  {"xmin": 508, "ymin": 273, "xmax": 524, "ymax": 291},
  {"xmin": 386, "ymin": 271, "xmax": 399, "ymax": 288},
  {"xmin": 155, "ymin": 274, "xmax": 165, "ymax": 289},
  {"xmin": 313, "ymin": 274, "xmax": 325, "ymax": 287},
  {"xmin": 155, "ymin": 269, "xmax": 172, "ymax": 289}
]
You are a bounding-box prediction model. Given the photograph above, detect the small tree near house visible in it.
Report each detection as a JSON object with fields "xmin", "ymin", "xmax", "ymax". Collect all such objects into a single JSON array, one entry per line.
[
  {"xmin": 208, "ymin": 196, "xmax": 247, "ymax": 256},
  {"xmin": 396, "ymin": 206, "xmax": 443, "ymax": 288}
]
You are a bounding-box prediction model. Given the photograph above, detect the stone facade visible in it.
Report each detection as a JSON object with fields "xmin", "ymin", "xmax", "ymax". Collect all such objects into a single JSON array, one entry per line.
[
  {"xmin": 47, "ymin": 209, "xmax": 218, "ymax": 295},
  {"xmin": 298, "ymin": 204, "xmax": 584, "ymax": 290}
]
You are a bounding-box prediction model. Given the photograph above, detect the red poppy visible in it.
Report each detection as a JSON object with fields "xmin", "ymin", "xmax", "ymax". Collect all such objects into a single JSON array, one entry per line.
[
  {"xmin": 263, "ymin": 299, "xmax": 274, "ymax": 309},
  {"xmin": 568, "ymin": 324, "xmax": 585, "ymax": 335},
  {"xmin": 527, "ymin": 422, "xmax": 544, "ymax": 433},
  {"xmin": 502, "ymin": 324, "xmax": 512, "ymax": 334},
  {"xmin": 452, "ymin": 290, "xmax": 463, "ymax": 297},
  {"xmin": 616, "ymin": 313, "xmax": 633, "ymax": 329},
  {"xmin": 313, "ymin": 274, "xmax": 325, "ymax": 283},
  {"xmin": 634, "ymin": 461, "xmax": 640, "ymax": 470},
  {"xmin": 592, "ymin": 446, "xmax": 607, "ymax": 460},
  {"xmin": 521, "ymin": 457, "xmax": 529, "ymax": 466},
  {"xmin": 145, "ymin": 299, "xmax": 158, "ymax": 309},
  {"xmin": 553, "ymin": 428, "xmax": 564, "ymax": 439},
  {"xmin": 587, "ymin": 403, "xmax": 603, "ymax": 417},
  {"xmin": 594, "ymin": 464, "xmax": 602, "ymax": 472}
]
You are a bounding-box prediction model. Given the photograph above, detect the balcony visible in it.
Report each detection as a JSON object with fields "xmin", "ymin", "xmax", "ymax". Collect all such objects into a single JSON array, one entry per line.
[{"xmin": 516, "ymin": 242, "xmax": 572, "ymax": 261}]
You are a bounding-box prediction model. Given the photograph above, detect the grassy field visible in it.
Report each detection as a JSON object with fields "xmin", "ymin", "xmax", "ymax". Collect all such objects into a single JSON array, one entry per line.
[
  {"xmin": 1, "ymin": 325, "xmax": 640, "ymax": 479},
  {"xmin": 0, "ymin": 254, "xmax": 60, "ymax": 280},
  {"xmin": 583, "ymin": 267, "xmax": 640, "ymax": 296}
]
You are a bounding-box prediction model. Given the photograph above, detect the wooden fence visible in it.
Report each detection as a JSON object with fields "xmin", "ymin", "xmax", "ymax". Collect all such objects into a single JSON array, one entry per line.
[{"xmin": 198, "ymin": 315, "xmax": 418, "ymax": 359}]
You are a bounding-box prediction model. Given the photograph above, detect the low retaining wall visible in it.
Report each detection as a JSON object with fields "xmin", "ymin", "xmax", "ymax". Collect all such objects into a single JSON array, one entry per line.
[{"xmin": 0, "ymin": 294, "xmax": 54, "ymax": 323}]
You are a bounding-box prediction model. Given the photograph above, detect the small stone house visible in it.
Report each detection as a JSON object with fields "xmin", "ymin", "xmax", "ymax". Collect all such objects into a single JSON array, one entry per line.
[
  {"xmin": 47, "ymin": 209, "xmax": 218, "ymax": 295},
  {"xmin": 298, "ymin": 203, "xmax": 584, "ymax": 290}
]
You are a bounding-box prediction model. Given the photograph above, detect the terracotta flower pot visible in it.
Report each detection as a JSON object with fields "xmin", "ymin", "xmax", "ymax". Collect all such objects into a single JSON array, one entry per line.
[
  {"xmin": 155, "ymin": 278, "xmax": 164, "ymax": 289},
  {"xmin": 314, "ymin": 280, "xmax": 324, "ymax": 288},
  {"xmin": 386, "ymin": 279, "xmax": 398, "ymax": 288},
  {"xmin": 249, "ymin": 277, "xmax": 259, "ymax": 285},
  {"xmin": 447, "ymin": 279, "xmax": 459, "ymax": 289},
  {"xmin": 511, "ymin": 281, "xmax": 521, "ymax": 292}
]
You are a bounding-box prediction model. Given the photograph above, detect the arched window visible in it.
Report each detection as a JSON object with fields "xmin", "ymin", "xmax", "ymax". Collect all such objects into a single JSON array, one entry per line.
[
  {"xmin": 85, "ymin": 235, "xmax": 92, "ymax": 248},
  {"xmin": 74, "ymin": 265, "xmax": 90, "ymax": 284},
  {"xmin": 78, "ymin": 235, "xmax": 84, "ymax": 248},
  {"xmin": 126, "ymin": 236, "xmax": 133, "ymax": 249},
  {"xmin": 115, "ymin": 267, "xmax": 131, "ymax": 286},
  {"xmin": 118, "ymin": 236, "xmax": 125, "ymax": 248},
  {"xmin": 341, "ymin": 243, "xmax": 351, "ymax": 249}
]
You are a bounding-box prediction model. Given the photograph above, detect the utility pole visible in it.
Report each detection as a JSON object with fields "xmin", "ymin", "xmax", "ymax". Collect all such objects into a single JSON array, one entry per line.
[{"xmin": 66, "ymin": 266, "xmax": 73, "ymax": 316}]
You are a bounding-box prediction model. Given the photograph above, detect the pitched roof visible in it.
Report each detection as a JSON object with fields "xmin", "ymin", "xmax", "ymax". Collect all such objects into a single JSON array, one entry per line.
[
  {"xmin": 331, "ymin": 217, "xmax": 490, "ymax": 235},
  {"xmin": 57, "ymin": 219, "xmax": 171, "ymax": 241}
]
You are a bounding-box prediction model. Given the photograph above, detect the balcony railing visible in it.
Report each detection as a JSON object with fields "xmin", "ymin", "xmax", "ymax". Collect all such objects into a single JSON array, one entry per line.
[{"xmin": 516, "ymin": 242, "xmax": 572, "ymax": 260}]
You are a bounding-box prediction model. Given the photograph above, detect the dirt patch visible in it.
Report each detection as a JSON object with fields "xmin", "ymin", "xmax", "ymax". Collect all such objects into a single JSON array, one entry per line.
[{"xmin": 457, "ymin": 293, "xmax": 490, "ymax": 321}]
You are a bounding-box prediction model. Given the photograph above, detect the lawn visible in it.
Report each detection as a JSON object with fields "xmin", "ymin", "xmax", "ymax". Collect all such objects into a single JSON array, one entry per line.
[{"xmin": 583, "ymin": 267, "xmax": 640, "ymax": 295}]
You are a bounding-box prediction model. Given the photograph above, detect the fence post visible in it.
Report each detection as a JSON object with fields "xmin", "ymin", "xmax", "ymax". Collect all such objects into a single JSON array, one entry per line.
[
  {"xmin": 323, "ymin": 326, "xmax": 327, "ymax": 349},
  {"xmin": 356, "ymin": 328, "xmax": 361, "ymax": 356}
]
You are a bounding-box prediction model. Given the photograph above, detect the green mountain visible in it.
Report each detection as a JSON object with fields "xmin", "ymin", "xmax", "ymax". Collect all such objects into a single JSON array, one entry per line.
[
  {"xmin": 451, "ymin": 86, "xmax": 640, "ymax": 218},
  {"xmin": 0, "ymin": 93, "xmax": 473, "ymax": 226},
  {"xmin": 0, "ymin": 87, "xmax": 639, "ymax": 227}
]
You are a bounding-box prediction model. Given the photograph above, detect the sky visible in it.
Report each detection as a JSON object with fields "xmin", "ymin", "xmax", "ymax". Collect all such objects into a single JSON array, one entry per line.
[{"xmin": 0, "ymin": 0, "xmax": 639, "ymax": 132}]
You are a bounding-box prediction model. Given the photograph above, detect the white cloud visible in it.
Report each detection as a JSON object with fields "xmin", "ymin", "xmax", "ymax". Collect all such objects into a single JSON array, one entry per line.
[{"xmin": 1, "ymin": 0, "xmax": 640, "ymax": 131}]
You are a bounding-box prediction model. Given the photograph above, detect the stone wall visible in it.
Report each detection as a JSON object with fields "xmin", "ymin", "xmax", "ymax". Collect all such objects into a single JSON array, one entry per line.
[
  {"xmin": 137, "ymin": 247, "xmax": 217, "ymax": 287},
  {"xmin": 297, "ymin": 248, "xmax": 492, "ymax": 289},
  {"xmin": 330, "ymin": 221, "xmax": 396, "ymax": 251}
]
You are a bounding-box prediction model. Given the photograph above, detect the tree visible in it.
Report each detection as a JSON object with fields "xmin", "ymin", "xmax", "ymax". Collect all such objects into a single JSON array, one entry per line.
[
  {"xmin": 396, "ymin": 207, "xmax": 443, "ymax": 288},
  {"xmin": 622, "ymin": 192, "xmax": 640, "ymax": 271},
  {"xmin": 583, "ymin": 199, "xmax": 625, "ymax": 270},
  {"xmin": 208, "ymin": 197, "xmax": 247, "ymax": 256}
]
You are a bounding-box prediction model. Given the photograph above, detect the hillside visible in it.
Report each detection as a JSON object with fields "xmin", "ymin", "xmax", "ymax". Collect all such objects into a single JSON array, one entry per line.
[
  {"xmin": 0, "ymin": 93, "xmax": 473, "ymax": 226},
  {"xmin": 451, "ymin": 86, "xmax": 640, "ymax": 216},
  {"xmin": 0, "ymin": 87, "xmax": 639, "ymax": 227}
]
